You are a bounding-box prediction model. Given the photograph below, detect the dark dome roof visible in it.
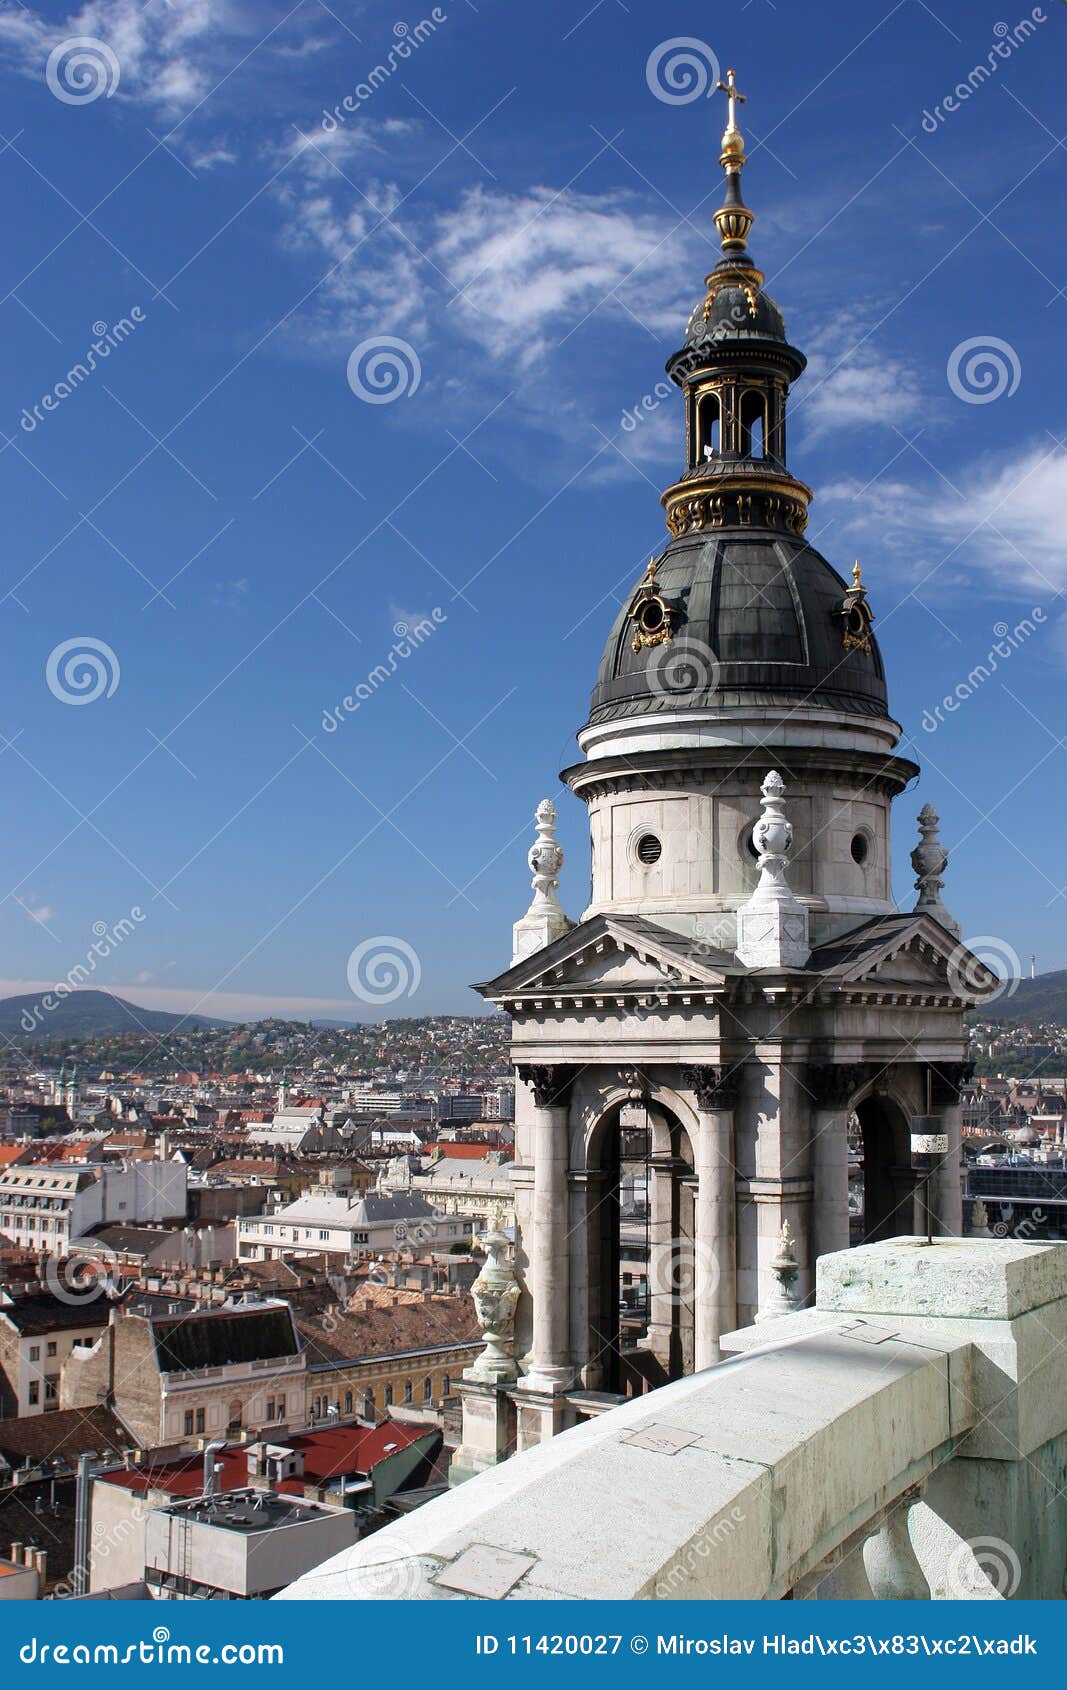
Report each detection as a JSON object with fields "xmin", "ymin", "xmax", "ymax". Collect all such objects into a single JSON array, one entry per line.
[
  {"xmin": 684, "ymin": 277, "xmax": 788, "ymax": 349},
  {"xmin": 587, "ymin": 529, "xmax": 889, "ymax": 727}
]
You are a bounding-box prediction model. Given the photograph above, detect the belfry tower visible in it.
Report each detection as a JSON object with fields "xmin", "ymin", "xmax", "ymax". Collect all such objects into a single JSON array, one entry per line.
[{"xmin": 471, "ymin": 74, "xmax": 990, "ymax": 1457}]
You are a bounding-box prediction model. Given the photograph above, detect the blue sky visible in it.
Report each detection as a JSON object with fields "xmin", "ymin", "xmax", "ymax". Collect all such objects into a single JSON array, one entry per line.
[{"xmin": 0, "ymin": 0, "xmax": 1065, "ymax": 1023}]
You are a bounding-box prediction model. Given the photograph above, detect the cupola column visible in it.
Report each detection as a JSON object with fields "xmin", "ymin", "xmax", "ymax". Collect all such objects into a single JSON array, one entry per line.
[
  {"xmin": 516, "ymin": 1066, "xmax": 576, "ymax": 1391},
  {"xmin": 683, "ymin": 1066, "xmax": 740, "ymax": 1366}
]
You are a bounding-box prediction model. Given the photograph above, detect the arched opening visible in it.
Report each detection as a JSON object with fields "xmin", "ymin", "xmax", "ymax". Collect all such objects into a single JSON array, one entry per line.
[
  {"xmin": 854, "ymin": 1095, "xmax": 916, "ymax": 1242},
  {"xmin": 362, "ymin": 1388, "xmax": 375, "ymax": 1419},
  {"xmin": 739, "ymin": 389, "xmax": 767, "ymax": 458},
  {"xmin": 696, "ymin": 391, "xmax": 720, "ymax": 462},
  {"xmin": 585, "ymin": 1098, "xmax": 696, "ymax": 1396}
]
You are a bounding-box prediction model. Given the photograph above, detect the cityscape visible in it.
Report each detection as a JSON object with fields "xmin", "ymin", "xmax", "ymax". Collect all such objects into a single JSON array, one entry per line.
[{"xmin": 1, "ymin": 0, "xmax": 1066, "ymax": 1640}]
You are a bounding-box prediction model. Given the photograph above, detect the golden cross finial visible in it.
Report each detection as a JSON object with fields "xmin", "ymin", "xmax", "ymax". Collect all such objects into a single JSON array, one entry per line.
[{"xmin": 716, "ymin": 67, "xmax": 747, "ymax": 133}]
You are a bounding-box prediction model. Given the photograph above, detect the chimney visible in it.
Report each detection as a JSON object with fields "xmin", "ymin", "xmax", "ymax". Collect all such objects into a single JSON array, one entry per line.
[
  {"xmin": 9, "ymin": 1542, "xmax": 22, "ymax": 1563},
  {"xmin": 33, "ymin": 1549, "xmax": 47, "ymax": 1582}
]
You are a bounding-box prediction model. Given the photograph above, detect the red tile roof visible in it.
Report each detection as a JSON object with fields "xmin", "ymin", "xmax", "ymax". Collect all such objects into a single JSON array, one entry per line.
[{"xmin": 100, "ymin": 1419, "xmax": 431, "ymax": 1498}]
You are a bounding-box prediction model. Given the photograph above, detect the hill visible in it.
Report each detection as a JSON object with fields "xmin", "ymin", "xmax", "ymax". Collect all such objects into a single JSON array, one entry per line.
[
  {"xmin": 0, "ymin": 989, "xmax": 231, "ymax": 1041},
  {"xmin": 974, "ymin": 969, "xmax": 1067, "ymax": 1028}
]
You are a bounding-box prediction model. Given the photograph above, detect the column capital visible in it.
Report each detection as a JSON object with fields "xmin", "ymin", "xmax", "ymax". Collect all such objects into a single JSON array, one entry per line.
[
  {"xmin": 805, "ymin": 1062, "xmax": 873, "ymax": 1109},
  {"xmin": 925, "ymin": 1060, "xmax": 975, "ymax": 1108},
  {"xmin": 516, "ymin": 1063, "xmax": 577, "ymax": 1109},
  {"xmin": 682, "ymin": 1063, "xmax": 743, "ymax": 1111}
]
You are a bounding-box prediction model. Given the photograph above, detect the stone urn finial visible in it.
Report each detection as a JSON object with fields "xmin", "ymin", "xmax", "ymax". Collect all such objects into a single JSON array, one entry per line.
[
  {"xmin": 735, "ymin": 771, "xmax": 810, "ymax": 970},
  {"xmin": 911, "ymin": 803, "xmax": 961, "ymax": 935},
  {"xmin": 465, "ymin": 1231, "xmax": 521, "ymax": 1384},
  {"xmin": 755, "ymin": 1220, "xmax": 802, "ymax": 1322},
  {"xmin": 512, "ymin": 798, "xmax": 573, "ymax": 964}
]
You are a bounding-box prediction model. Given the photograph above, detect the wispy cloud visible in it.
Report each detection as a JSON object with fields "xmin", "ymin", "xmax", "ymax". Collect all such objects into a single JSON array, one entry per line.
[{"xmin": 819, "ymin": 442, "xmax": 1067, "ymax": 598}]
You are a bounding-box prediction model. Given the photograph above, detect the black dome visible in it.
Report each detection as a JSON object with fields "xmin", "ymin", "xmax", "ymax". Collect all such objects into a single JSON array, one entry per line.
[
  {"xmin": 683, "ymin": 275, "xmax": 789, "ymax": 350},
  {"xmin": 587, "ymin": 529, "xmax": 888, "ymax": 727}
]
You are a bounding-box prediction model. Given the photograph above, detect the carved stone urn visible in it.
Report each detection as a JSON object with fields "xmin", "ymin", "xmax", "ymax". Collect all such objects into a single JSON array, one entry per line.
[{"xmin": 466, "ymin": 1231, "xmax": 521, "ymax": 1384}]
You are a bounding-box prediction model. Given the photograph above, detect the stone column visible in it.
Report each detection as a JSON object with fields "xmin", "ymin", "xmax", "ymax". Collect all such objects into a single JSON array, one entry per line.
[
  {"xmin": 807, "ymin": 1064, "xmax": 870, "ymax": 1263},
  {"xmin": 515, "ymin": 1065, "xmax": 575, "ymax": 1392},
  {"xmin": 928, "ymin": 1062, "xmax": 970, "ymax": 1238},
  {"xmin": 682, "ymin": 1066, "xmax": 740, "ymax": 1369},
  {"xmin": 642, "ymin": 1152, "xmax": 681, "ymax": 1373}
]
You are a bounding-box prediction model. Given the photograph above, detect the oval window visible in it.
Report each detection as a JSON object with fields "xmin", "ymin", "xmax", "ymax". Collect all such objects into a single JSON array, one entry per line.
[
  {"xmin": 636, "ymin": 834, "xmax": 662, "ymax": 865},
  {"xmin": 851, "ymin": 832, "xmax": 870, "ymax": 865}
]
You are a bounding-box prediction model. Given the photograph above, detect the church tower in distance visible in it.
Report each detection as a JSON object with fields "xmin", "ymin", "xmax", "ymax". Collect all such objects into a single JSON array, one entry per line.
[{"xmin": 471, "ymin": 71, "xmax": 989, "ymax": 1459}]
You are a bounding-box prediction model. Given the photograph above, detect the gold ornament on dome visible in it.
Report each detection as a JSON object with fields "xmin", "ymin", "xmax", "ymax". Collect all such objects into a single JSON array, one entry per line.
[
  {"xmin": 838, "ymin": 559, "xmax": 875, "ymax": 654},
  {"xmin": 628, "ymin": 557, "xmax": 678, "ymax": 653}
]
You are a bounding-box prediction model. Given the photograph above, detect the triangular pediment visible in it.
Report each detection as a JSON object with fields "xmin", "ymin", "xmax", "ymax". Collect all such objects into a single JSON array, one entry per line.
[
  {"xmin": 809, "ymin": 913, "xmax": 998, "ymax": 999},
  {"xmin": 474, "ymin": 913, "xmax": 738, "ymax": 1002}
]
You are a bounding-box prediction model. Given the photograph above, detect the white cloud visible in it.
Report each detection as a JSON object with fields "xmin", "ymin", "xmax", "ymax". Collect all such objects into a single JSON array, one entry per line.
[
  {"xmin": 818, "ymin": 443, "xmax": 1067, "ymax": 600},
  {"xmin": 795, "ymin": 310, "xmax": 924, "ymax": 440}
]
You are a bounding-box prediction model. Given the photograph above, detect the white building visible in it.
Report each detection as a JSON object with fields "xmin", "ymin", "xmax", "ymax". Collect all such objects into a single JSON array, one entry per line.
[
  {"xmin": 0, "ymin": 1161, "xmax": 187, "ymax": 1255},
  {"xmin": 236, "ymin": 1192, "xmax": 465, "ymax": 1262},
  {"xmin": 143, "ymin": 1487, "xmax": 355, "ymax": 1600}
]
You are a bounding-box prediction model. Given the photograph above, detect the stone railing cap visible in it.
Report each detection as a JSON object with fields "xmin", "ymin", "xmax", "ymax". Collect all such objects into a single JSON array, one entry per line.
[{"xmin": 816, "ymin": 1237, "xmax": 1067, "ymax": 1322}]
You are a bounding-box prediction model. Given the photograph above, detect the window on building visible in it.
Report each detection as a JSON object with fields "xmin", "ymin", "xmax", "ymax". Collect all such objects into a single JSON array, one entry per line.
[
  {"xmin": 277, "ymin": 1396, "xmax": 286, "ymax": 1421},
  {"xmin": 319, "ymin": 1230, "xmax": 329, "ymax": 1241},
  {"xmin": 441, "ymin": 1374, "xmax": 451, "ymax": 1398},
  {"xmin": 44, "ymin": 1377, "xmax": 58, "ymax": 1406},
  {"xmin": 384, "ymin": 1384, "xmax": 393, "ymax": 1407},
  {"xmin": 195, "ymin": 1408, "xmax": 205, "ymax": 1434},
  {"xmin": 28, "ymin": 1382, "xmax": 39, "ymax": 1406},
  {"xmin": 266, "ymin": 1399, "xmax": 276, "ymax": 1422},
  {"xmin": 363, "ymin": 1390, "xmax": 375, "ymax": 1418},
  {"xmin": 344, "ymin": 1391, "xmax": 353, "ymax": 1415},
  {"xmin": 403, "ymin": 1379, "xmax": 413, "ymax": 1405},
  {"xmin": 423, "ymin": 1376, "xmax": 432, "ymax": 1402},
  {"xmin": 46, "ymin": 1341, "xmax": 57, "ymax": 1358},
  {"xmin": 184, "ymin": 1410, "xmax": 194, "ymax": 1436},
  {"xmin": 28, "ymin": 1345, "xmax": 40, "ymax": 1363}
]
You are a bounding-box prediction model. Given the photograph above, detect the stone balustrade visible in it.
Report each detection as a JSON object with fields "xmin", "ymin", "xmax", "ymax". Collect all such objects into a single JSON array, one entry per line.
[{"xmin": 279, "ymin": 1237, "xmax": 1067, "ymax": 1602}]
